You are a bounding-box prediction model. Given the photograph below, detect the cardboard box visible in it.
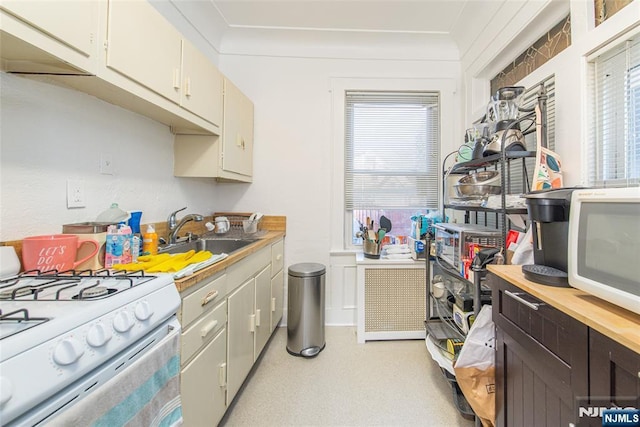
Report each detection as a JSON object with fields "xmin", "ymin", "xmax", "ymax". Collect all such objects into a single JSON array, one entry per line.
[{"xmin": 408, "ymin": 236, "xmax": 426, "ymax": 260}]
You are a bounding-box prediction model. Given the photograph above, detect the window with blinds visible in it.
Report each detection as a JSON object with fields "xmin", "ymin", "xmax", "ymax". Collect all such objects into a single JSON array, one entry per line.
[
  {"xmin": 345, "ymin": 91, "xmax": 440, "ymax": 242},
  {"xmin": 589, "ymin": 33, "xmax": 640, "ymax": 187}
]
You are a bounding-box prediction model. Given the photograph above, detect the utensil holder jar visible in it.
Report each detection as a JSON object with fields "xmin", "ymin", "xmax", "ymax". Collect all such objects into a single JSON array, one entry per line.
[{"xmin": 363, "ymin": 239, "xmax": 381, "ymax": 259}]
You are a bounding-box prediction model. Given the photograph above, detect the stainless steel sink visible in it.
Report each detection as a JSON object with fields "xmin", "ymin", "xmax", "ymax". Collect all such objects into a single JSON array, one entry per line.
[{"xmin": 158, "ymin": 238, "xmax": 257, "ymax": 255}]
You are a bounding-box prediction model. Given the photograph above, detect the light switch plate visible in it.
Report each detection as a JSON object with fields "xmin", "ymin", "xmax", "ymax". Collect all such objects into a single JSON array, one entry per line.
[{"xmin": 67, "ymin": 180, "xmax": 85, "ymax": 208}]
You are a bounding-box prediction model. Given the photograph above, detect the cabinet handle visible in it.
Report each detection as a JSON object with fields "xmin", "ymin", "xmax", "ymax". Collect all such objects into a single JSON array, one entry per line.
[
  {"xmin": 173, "ymin": 68, "xmax": 180, "ymax": 90},
  {"xmin": 185, "ymin": 77, "xmax": 191, "ymax": 97},
  {"xmin": 276, "ymin": 254, "xmax": 282, "ymax": 261},
  {"xmin": 218, "ymin": 362, "xmax": 227, "ymax": 387},
  {"xmin": 256, "ymin": 309, "xmax": 261, "ymax": 327},
  {"xmin": 249, "ymin": 314, "xmax": 256, "ymax": 332},
  {"xmin": 201, "ymin": 290, "xmax": 219, "ymax": 306},
  {"xmin": 504, "ymin": 290, "xmax": 541, "ymax": 311},
  {"xmin": 271, "ymin": 297, "xmax": 276, "ymax": 312},
  {"xmin": 200, "ymin": 320, "xmax": 218, "ymax": 338}
]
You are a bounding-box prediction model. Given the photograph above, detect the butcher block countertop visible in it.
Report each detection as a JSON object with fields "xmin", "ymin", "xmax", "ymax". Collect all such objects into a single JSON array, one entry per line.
[
  {"xmin": 488, "ymin": 265, "xmax": 640, "ymax": 355},
  {"xmin": 174, "ymin": 230, "xmax": 285, "ymax": 293}
]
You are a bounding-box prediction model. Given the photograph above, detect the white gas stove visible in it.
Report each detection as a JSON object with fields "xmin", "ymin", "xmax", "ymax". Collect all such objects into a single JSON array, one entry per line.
[{"xmin": 0, "ymin": 269, "xmax": 181, "ymax": 426}]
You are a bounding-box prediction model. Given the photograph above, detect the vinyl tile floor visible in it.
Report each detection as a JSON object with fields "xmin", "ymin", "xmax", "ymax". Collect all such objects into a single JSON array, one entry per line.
[{"xmin": 219, "ymin": 326, "xmax": 476, "ymax": 427}]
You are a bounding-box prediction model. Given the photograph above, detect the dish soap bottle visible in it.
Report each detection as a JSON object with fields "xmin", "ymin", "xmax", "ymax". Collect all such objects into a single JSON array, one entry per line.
[{"xmin": 142, "ymin": 224, "xmax": 158, "ymax": 256}]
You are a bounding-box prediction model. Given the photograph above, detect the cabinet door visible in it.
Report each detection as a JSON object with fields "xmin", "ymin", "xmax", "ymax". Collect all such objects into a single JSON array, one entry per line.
[
  {"xmin": 181, "ymin": 328, "xmax": 227, "ymax": 427},
  {"xmin": 588, "ymin": 329, "xmax": 640, "ymax": 427},
  {"xmin": 491, "ymin": 275, "xmax": 589, "ymax": 427},
  {"xmin": 254, "ymin": 265, "xmax": 272, "ymax": 359},
  {"xmin": 1, "ymin": 1, "xmax": 98, "ymax": 57},
  {"xmin": 226, "ymin": 278, "xmax": 255, "ymax": 405},
  {"xmin": 181, "ymin": 40, "xmax": 223, "ymax": 127},
  {"xmin": 222, "ymin": 78, "xmax": 254, "ymax": 177},
  {"xmin": 106, "ymin": 0, "xmax": 182, "ymax": 104},
  {"xmin": 270, "ymin": 269, "xmax": 284, "ymax": 332},
  {"xmin": 0, "ymin": 0, "xmax": 99, "ymax": 73}
]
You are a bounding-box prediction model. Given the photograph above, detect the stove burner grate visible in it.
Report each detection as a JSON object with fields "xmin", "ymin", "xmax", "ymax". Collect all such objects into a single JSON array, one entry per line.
[{"xmin": 73, "ymin": 286, "xmax": 117, "ymax": 300}]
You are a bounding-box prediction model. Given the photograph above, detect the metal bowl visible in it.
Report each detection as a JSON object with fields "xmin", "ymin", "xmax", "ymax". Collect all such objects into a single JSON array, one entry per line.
[
  {"xmin": 454, "ymin": 184, "xmax": 501, "ymax": 198},
  {"xmin": 457, "ymin": 171, "xmax": 500, "ymax": 186}
]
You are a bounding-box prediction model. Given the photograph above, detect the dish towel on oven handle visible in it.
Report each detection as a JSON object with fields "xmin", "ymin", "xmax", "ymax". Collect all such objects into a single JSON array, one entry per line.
[{"xmin": 47, "ymin": 322, "xmax": 183, "ymax": 427}]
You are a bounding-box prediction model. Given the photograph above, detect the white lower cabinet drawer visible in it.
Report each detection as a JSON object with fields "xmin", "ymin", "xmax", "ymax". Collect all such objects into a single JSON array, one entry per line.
[
  {"xmin": 181, "ymin": 299, "xmax": 226, "ymax": 364},
  {"xmin": 180, "ymin": 273, "xmax": 227, "ymax": 327},
  {"xmin": 181, "ymin": 327, "xmax": 227, "ymax": 427}
]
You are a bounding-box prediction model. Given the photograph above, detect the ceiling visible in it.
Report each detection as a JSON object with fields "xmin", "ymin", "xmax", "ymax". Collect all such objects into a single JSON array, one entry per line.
[
  {"xmin": 202, "ymin": 0, "xmax": 534, "ymax": 60},
  {"xmin": 211, "ymin": 0, "xmax": 470, "ymax": 34}
]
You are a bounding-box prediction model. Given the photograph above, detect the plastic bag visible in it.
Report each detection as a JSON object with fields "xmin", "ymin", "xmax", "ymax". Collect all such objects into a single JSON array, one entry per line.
[{"xmin": 454, "ymin": 305, "xmax": 496, "ymax": 427}]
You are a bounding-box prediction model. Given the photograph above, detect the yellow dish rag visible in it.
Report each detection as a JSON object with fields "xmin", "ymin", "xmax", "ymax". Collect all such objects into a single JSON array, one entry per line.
[{"xmin": 112, "ymin": 250, "xmax": 213, "ymax": 273}]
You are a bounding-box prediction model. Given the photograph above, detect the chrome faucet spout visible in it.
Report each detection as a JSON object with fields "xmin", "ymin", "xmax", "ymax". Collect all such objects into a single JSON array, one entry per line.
[{"xmin": 167, "ymin": 209, "xmax": 204, "ymax": 244}]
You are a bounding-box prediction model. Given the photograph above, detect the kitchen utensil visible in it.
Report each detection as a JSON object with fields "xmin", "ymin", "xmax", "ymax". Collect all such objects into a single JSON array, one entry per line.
[
  {"xmin": 367, "ymin": 230, "xmax": 377, "ymax": 241},
  {"xmin": 484, "ymin": 86, "xmax": 526, "ymax": 156},
  {"xmin": 363, "ymin": 239, "xmax": 381, "ymax": 259},
  {"xmin": 22, "ymin": 234, "xmax": 99, "ymax": 272},
  {"xmin": 377, "ymin": 229, "xmax": 386, "ymax": 242},
  {"xmin": 458, "ymin": 171, "xmax": 501, "ymax": 186},
  {"xmin": 483, "ymin": 127, "xmax": 526, "ymax": 156},
  {"xmin": 379, "ymin": 215, "xmax": 392, "ymax": 233},
  {"xmin": 215, "ymin": 216, "xmax": 230, "ymax": 234},
  {"xmin": 62, "ymin": 222, "xmax": 114, "ymax": 270},
  {"xmin": 454, "ymin": 184, "xmax": 501, "ymax": 198},
  {"xmin": 0, "ymin": 246, "xmax": 20, "ymax": 278},
  {"xmin": 243, "ymin": 219, "xmax": 259, "ymax": 233}
]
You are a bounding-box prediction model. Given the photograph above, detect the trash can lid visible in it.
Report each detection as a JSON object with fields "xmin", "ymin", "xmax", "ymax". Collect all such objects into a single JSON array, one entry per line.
[{"xmin": 288, "ymin": 262, "xmax": 326, "ymax": 278}]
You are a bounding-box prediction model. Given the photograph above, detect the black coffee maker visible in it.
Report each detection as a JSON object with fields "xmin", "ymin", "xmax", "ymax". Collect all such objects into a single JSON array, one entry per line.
[{"xmin": 522, "ymin": 188, "xmax": 578, "ymax": 287}]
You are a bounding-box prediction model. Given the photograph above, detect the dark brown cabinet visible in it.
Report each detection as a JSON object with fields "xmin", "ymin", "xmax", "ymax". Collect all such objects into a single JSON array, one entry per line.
[
  {"xmin": 491, "ymin": 273, "xmax": 589, "ymax": 427},
  {"xmin": 587, "ymin": 330, "xmax": 640, "ymax": 426},
  {"xmin": 490, "ymin": 272, "xmax": 640, "ymax": 427}
]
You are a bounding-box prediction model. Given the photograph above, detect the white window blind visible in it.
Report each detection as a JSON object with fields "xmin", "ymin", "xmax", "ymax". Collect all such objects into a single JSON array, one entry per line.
[
  {"xmin": 589, "ymin": 33, "xmax": 640, "ymax": 187},
  {"xmin": 344, "ymin": 91, "xmax": 440, "ymax": 211}
]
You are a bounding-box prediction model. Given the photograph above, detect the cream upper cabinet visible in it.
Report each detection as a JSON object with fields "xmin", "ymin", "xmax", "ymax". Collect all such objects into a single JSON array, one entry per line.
[
  {"xmin": 173, "ymin": 77, "xmax": 254, "ymax": 182},
  {"xmin": 106, "ymin": 0, "xmax": 182, "ymax": 104},
  {"xmin": 222, "ymin": 78, "xmax": 254, "ymax": 178},
  {"xmin": 181, "ymin": 40, "xmax": 223, "ymax": 126},
  {"xmin": 0, "ymin": 0, "xmax": 99, "ymax": 73}
]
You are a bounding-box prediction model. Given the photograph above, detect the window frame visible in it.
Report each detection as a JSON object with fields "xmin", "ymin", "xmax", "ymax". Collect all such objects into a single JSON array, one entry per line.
[
  {"xmin": 329, "ymin": 77, "xmax": 457, "ymax": 252},
  {"xmin": 587, "ymin": 27, "xmax": 640, "ymax": 187}
]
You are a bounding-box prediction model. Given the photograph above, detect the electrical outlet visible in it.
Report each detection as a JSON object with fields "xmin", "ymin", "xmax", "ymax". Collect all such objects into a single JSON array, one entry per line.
[
  {"xmin": 67, "ymin": 180, "xmax": 85, "ymax": 208},
  {"xmin": 100, "ymin": 153, "xmax": 114, "ymax": 175}
]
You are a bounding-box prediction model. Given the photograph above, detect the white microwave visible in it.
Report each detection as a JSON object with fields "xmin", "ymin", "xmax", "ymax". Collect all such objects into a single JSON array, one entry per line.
[{"xmin": 567, "ymin": 187, "xmax": 640, "ymax": 315}]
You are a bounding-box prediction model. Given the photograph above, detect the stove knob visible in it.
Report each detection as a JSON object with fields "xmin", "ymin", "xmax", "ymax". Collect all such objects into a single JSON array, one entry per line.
[
  {"xmin": 0, "ymin": 377, "xmax": 13, "ymax": 405},
  {"xmin": 86, "ymin": 323, "xmax": 113, "ymax": 347},
  {"xmin": 53, "ymin": 337, "xmax": 85, "ymax": 366},
  {"xmin": 113, "ymin": 311, "xmax": 134, "ymax": 333},
  {"xmin": 134, "ymin": 301, "xmax": 154, "ymax": 321}
]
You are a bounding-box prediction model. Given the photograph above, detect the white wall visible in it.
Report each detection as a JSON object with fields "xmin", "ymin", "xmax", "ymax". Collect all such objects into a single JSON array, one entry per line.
[
  {"xmin": 460, "ymin": 0, "xmax": 640, "ymax": 186},
  {"xmin": 216, "ymin": 51, "xmax": 461, "ymax": 324},
  {"xmin": 0, "ymin": 73, "xmax": 220, "ymax": 241}
]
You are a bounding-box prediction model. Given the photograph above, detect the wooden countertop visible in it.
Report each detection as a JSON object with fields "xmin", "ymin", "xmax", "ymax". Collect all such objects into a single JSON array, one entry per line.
[
  {"xmin": 174, "ymin": 230, "xmax": 285, "ymax": 293},
  {"xmin": 487, "ymin": 265, "xmax": 640, "ymax": 354}
]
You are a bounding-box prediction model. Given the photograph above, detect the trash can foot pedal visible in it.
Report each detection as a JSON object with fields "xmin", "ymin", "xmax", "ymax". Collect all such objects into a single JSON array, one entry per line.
[{"xmin": 286, "ymin": 343, "xmax": 326, "ymax": 358}]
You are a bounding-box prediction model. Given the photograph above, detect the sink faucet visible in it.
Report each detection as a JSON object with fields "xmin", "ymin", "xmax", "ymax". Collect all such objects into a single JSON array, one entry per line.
[{"xmin": 167, "ymin": 207, "xmax": 204, "ymax": 244}]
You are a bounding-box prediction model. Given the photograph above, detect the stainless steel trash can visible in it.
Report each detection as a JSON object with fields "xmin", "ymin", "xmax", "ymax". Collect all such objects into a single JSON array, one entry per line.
[{"xmin": 287, "ymin": 262, "xmax": 326, "ymax": 357}]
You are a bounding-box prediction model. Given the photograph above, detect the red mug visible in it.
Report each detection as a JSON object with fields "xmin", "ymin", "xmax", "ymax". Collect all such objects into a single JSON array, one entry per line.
[{"xmin": 22, "ymin": 234, "xmax": 100, "ymax": 273}]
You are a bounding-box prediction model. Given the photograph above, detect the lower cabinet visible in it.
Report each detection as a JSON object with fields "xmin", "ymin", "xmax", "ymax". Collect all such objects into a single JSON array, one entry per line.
[
  {"xmin": 490, "ymin": 273, "xmax": 640, "ymax": 427},
  {"xmin": 588, "ymin": 330, "xmax": 640, "ymax": 427},
  {"xmin": 227, "ymin": 277, "xmax": 257, "ymax": 404},
  {"xmin": 181, "ymin": 327, "xmax": 227, "ymax": 426},
  {"xmin": 492, "ymin": 274, "xmax": 589, "ymax": 427},
  {"xmin": 179, "ymin": 237, "xmax": 285, "ymax": 424}
]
